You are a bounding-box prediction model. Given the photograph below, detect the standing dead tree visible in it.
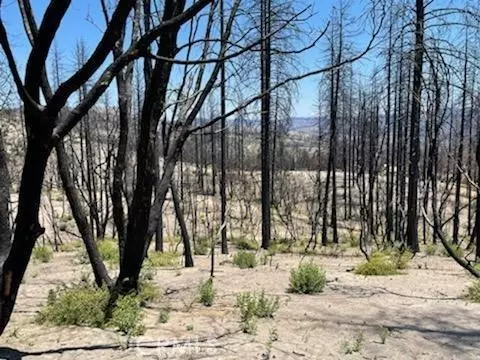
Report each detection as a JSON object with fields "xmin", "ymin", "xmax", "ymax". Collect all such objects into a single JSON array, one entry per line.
[{"xmin": 0, "ymin": 0, "xmax": 212, "ymax": 335}]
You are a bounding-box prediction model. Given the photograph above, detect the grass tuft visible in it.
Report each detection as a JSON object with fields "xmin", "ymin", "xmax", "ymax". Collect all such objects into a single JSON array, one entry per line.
[{"xmin": 32, "ymin": 245, "xmax": 53, "ymax": 263}]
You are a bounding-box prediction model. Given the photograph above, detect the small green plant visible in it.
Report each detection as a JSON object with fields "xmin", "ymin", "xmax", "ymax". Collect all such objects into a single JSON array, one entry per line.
[
  {"xmin": 260, "ymin": 254, "xmax": 269, "ymax": 266},
  {"xmin": 140, "ymin": 261, "xmax": 157, "ymax": 281},
  {"xmin": 354, "ymin": 252, "xmax": 398, "ymax": 276},
  {"xmin": 341, "ymin": 331, "xmax": 364, "ymax": 354},
  {"xmin": 186, "ymin": 324, "xmax": 194, "ymax": 331},
  {"xmin": 236, "ymin": 293, "xmax": 257, "ymax": 334},
  {"xmin": 425, "ymin": 243, "xmax": 438, "ymax": 256},
  {"xmin": 194, "ymin": 236, "xmax": 211, "ymax": 255},
  {"xmin": 233, "ymin": 251, "xmax": 257, "ymax": 269},
  {"xmin": 33, "ymin": 245, "xmax": 53, "ymax": 263},
  {"xmin": 264, "ymin": 327, "xmax": 279, "ymax": 358},
  {"xmin": 198, "ymin": 278, "xmax": 215, "ymax": 307},
  {"xmin": 59, "ymin": 213, "xmax": 73, "ymax": 222},
  {"xmin": 7, "ymin": 327, "xmax": 20, "ymax": 339},
  {"xmin": 138, "ymin": 281, "xmax": 160, "ymax": 305},
  {"xmin": 107, "ymin": 293, "xmax": 145, "ymax": 336},
  {"xmin": 231, "ymin": 236, "xmax": 259, "ymax": 250},
  {"xmin": 236, "ymin": 290, "xmax": 280, "ymax": 334},
  {"xmin": 147, "ymin": 251, "xmax": 180, "ymax": 267},
  {"xmin": 59, "ymin": 240, "xmax": 82, "ymax": 252},
  {"xmin": 347, "ymin": 232, "xmax": 360, "ymax": 248},
  {"xmin": 158, "ymin": 308, "xmax": 170, "ymax": 324},
  {"xmin": 390, "ymin": 249, "xmax": 412, "ymax": 270},
  {"xmin": 98, "ymin": 238, "xmax": 119, "ymax": 266},
  {"xmin": 467, "ymin": 280, "xmax": 480, "ymax": 302},
  {"xmin": 268, "ymin": 242, "xmax": 290, "ymax": 255},
  {"xmin": 376, "ymin": 325, "xmax": 390, "ymax": 344},
  {"xmin": 268, "ymin": 327, "xmax": 279, "ymax": 343},
  {"xmin": 253, "ymin": 290, "xmax": 280, "ymax": 318},
  {"xmin": 288, "ymin": 261, "xmax": 326, "ymax": 294}
]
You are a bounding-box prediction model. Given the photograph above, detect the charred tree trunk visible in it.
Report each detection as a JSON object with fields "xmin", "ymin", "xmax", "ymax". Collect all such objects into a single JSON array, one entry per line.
[
  {"xmin": 0, "ymin": 130, "xmax": 11, "ymax": 270},
  {"xmin": 220, "ymin": 0, "xmax": 228, "ymax": 254},
  {"xmin": 385, "ymin": 18, "xmax": 393, "ymax": 244},
  {"xmin": 171, "ymin": 183, "xmax": 193, "ymax": 267},
  {"xmin": 475, "ymin": 126, "xmax": 480, "ymax": 261},
  {"xmin": 406, "ymin": 0, "xmax": 424, "ymax": 253},
  {"xmin": 260, "ymin": 0, "xmax": 272, "ymax": 250},
  {"xmin": 0, "ymin": 134, "xmax": 52, "ymax": 334},
  {"xmin": 56, "ymin": 141, "xmax": 112, "ymax": 287},
  {"xmin": 452, "ymin": 36, "xmax": 468, "ymax": 244}
]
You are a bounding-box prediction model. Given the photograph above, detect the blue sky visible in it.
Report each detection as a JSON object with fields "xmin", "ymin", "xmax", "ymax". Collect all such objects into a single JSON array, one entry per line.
[{"xmin": 1, "ymin": 0, "xmax": 375, "ymax": 117}]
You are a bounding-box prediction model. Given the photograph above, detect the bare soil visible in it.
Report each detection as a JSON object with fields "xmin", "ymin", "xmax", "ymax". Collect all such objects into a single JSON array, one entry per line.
[{"xmin": 0, "ymin": 250, "xmax": 479, "ymax": 360}]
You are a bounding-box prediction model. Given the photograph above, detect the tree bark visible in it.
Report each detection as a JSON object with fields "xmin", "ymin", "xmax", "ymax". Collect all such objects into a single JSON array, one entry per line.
[
  {"xmin": 0, "ymin": 136, "xmax": 51, "ymax": 335},
  {"xmin": 406, "ymin": 0, "xmax": 424, "ymax": 253},
  {"xmin": 171, "ymin": 183, "xmax": 193, "ymax": 267},
  {"xmin": 56, "ymin": 141, "xmax": 112, "ymax": 287},
  {"xmin": 0, "ymin": 129, "xmax": 11, "ymax": 270},
  {"xmin": 219, "ymin": 0, "xmax": 228, "ymax": 254},
  {"xmin": 260, "ymin": 0, "xmax": 271, "ymax": 249}
]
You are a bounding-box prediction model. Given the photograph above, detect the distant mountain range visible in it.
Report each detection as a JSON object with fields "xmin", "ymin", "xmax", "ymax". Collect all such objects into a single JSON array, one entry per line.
[{"xmin": 290, "ymin": 117, "xmax": 318, "ymax": 132}]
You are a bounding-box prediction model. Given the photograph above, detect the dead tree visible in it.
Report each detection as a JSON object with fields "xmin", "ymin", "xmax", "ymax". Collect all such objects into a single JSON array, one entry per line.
[{"xmin": 405, "ymin": 0, "xmax": 424, "ymax": 253}]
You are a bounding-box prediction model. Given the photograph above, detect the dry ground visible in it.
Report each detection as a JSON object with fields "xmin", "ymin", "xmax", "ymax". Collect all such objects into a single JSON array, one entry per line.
[{"xmin": 0, "ymin": 249, "xmax": 479, "ymax": 360}]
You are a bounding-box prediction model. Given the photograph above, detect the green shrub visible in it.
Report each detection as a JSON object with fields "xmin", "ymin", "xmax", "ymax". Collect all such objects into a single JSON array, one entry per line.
[
  {"xmin": 467, "ymin": 280, "xmax": 480, "ymax": 302},
  {"xmin": 107, "ymin": 293, "xmax": 145, "ymax": 336},
  {"xmin": 236, "ymin": 293, "xmax": 257, "ymax": 334},
  {"xmin": 147, "ymin": 251, "xmax": 180, "ymax": 267},
  {"xmin": 140, "ymin": 261, "xmax": 157, "ymax": 281},
  {"xmin": 237, "ymin": 290, "xmax": 279, "ymax": 318},
  {"xmin": 98, "ymin": 239, "xmax": 119, "ymax": 266},
  {"xmin": 441, "ymin": 243, "xmax": 465, "ymax": 258},
  {"xmin": 33, "ymin": 245, "xmax": 53, "ymax": 263},
  {"xmin": 268, "ymin": 242, "xmax": 290, "ymax": 255},
  {"xmin": 255, "ymin": 290, "xmax": 280, "ymax": 318},
  {"xmin": 158, "ymin": 308, "xmax": 170, "ymax": 324},
  {"xmin": 194, "ymin": 236, "xmax": 211, "ymax": 255},
  {"xmin": 288, "ymin": 261, "xmax": 326, "ymax": 294},
  {"xmin": 341, "ymin": 331, "xmax": 364, "ymax": 354},
  {"xmin": 231, "ymin": 236, "xmax": 259, "ymax": 251},
  {"xmin": 36, "ymin": 284, "xmax": 109, "ymax": 328},
  {"xmin": 233, "ymin": 251, "xmax": 257, "ymax": 269},
  {"xmin": 348, "ymin": 233, "xmax": 360, "ymax": 248},
  {"xmin": 390, "ymin": 249, "xmax": 412, "ymax": 270},
  {"xmin": 138, "ymin": 281, "xmax": 160, "ymax": 305},
  {"xmin": 376, "ymin": 325, "xmax": 390, "ymax": 344},
  {"xmin": 36, "ymin": 282, "xmax": 147, "ymax": 335},
  {"xmin": 198, "ymin": 278, "xmax": 215, "ymax": 307},
  {"xmin": 425, "ymin": 243, "xmax": 438, "ymax": 256},
  {"xmin": 235, "ymin": 290, "xmax": 280, "ymax": 334},
  {"xmin": 59, "ymin": 240, "xmax": 82, "ymax": 252},
  {"xmin": 355, "ymin": 252, "xmax": 399, "ymax": 276}
]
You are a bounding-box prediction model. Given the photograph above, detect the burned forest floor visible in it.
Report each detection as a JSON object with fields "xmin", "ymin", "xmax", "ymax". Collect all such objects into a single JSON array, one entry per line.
[{"xmin": 0, "ymin": 246, "xmax": 479, "ymax": 360}]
